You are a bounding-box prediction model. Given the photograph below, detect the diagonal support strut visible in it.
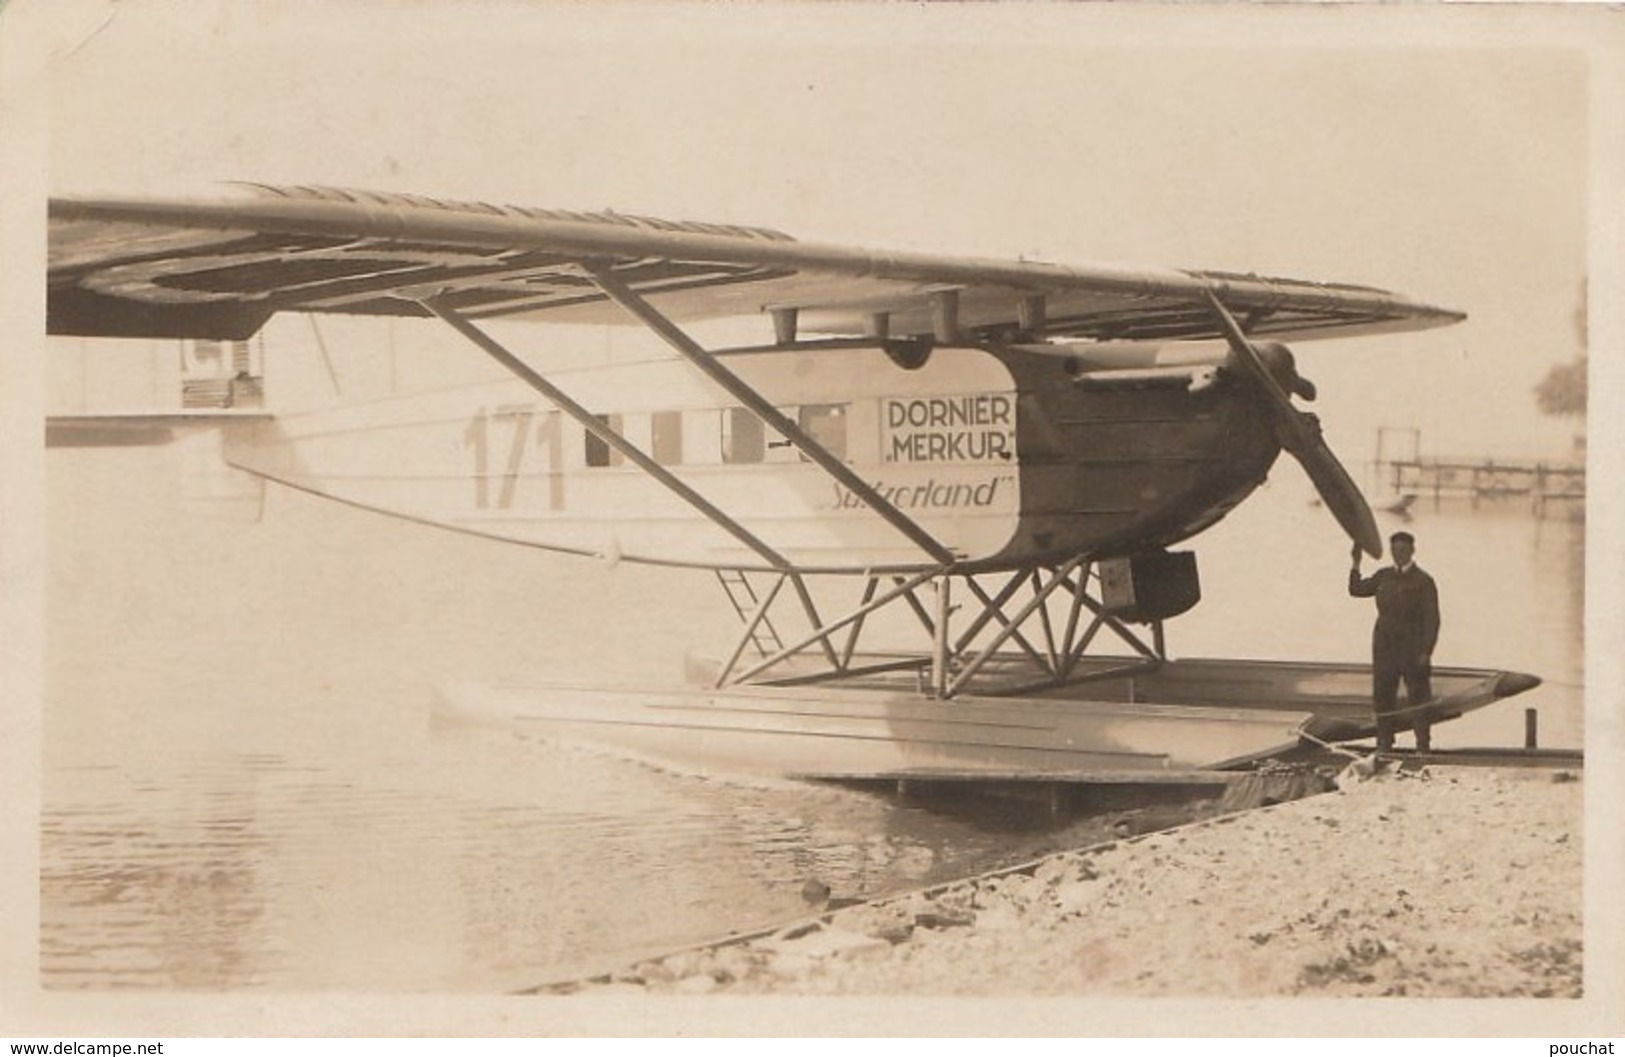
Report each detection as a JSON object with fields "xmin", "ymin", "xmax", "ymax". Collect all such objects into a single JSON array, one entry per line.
[
  {"xmin": 417, "ymin": 295, "xmax": 794, "ymax": 573},
  {"xmin": 585, "ymin": 266, "xmax": 961, "ymax": 568}
]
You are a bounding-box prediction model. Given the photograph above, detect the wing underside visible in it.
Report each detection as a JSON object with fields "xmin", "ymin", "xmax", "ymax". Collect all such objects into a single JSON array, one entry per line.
[{"xmin": 49, "ymin": 184, "xmax": 1465, "ymax": 344}]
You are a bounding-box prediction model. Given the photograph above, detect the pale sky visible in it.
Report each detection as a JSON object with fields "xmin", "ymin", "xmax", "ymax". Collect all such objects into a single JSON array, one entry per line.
[{"xmin": 32, "ymin": 0, "xmax": 1600, "ymax": 465}]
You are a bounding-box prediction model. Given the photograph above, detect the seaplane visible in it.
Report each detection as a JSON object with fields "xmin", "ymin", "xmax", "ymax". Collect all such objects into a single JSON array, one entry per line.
[{"xmin": 46, "ymin": 184, "xmax": 1541, "ymax": 785}]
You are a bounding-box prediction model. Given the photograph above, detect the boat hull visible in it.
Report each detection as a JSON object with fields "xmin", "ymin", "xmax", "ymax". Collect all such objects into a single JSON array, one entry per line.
[
  {"xmin": 435, "ymin": 655, "xmax": 1538, "ymax": 780},
  {"xmin": 435, "ymin": 677, "xmax": 1312, "ymax": 780}
]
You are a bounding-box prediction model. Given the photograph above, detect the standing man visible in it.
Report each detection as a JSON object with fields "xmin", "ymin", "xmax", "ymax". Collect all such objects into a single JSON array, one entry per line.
[{"xmin": 1349, "ymin": 531, "xmax": 1441, "ymax": 753}]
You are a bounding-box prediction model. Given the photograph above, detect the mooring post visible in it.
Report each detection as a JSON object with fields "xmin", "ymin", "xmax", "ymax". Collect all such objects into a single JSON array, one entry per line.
[
  {"xmin": 1525, "ymin": 707, "xmax": 1539, "ymax": 750},
  {"xmin": 933, "ymin": 577, "xmax": 952, "ymax": 698}
]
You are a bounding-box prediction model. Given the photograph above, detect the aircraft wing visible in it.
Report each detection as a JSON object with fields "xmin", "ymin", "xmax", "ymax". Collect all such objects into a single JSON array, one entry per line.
[{"xmin": 50, "ymin": 183, "xmax": 1465, "ymax": 343}]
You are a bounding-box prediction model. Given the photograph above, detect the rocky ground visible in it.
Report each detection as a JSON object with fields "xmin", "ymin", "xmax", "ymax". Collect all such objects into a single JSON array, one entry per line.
[{"xmin": 548, "ymin": 763, "xmax": 1583, "ymax": 998}]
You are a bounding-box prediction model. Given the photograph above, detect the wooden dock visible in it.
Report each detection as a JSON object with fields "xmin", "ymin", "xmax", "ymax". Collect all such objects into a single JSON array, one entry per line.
[
  {"xmin": 1373, "ymin": 427, "xmax": 1584, "ymax": 514},
  {"xmin": 1379, "ymin": 456, "xmax": 1584, "ymax": 513}
]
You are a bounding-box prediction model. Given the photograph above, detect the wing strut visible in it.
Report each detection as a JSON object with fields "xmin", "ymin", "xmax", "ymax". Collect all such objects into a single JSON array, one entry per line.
[
  {"xmin": 585, "ymin": 266, "xmax": 961, "ymax": 569},
  {"xmin": 416, "ymin": 295, "xmax": 794, "ymax": 573}
]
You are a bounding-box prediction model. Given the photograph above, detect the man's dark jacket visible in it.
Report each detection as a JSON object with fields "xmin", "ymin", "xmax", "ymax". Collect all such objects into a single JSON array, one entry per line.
[{"xmin": 1348, "ymin": 564, "xmax": 1441, "ymax": 665}]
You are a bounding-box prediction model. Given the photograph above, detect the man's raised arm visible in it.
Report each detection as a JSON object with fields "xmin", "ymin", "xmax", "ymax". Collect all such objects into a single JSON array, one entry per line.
[{"xmin": 1349, "ymin": 542, "xmax": 1380, "ymax": 597}]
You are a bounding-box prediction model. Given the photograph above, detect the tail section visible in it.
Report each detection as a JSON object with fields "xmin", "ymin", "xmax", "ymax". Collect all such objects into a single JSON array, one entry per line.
[
  {"xmin": 45, "ymin": 408, "xmax": 272, "ymax": 448},
  {"xmin": 47, "ymin": 336, "xmax": 272, "ymax": 521},
  {"xmin": 175, "ymin": 425, "xmax": 268, "ymax": 523}
]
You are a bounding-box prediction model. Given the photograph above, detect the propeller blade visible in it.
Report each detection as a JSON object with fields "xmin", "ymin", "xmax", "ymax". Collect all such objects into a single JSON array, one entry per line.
[
  {"xmin": 1202, "ymin": 290, "xmax": 1384, "ymax": 559},
  {"xmin": 1289, "ymin": 416, "xmax": 1385, "ymax": 559}
]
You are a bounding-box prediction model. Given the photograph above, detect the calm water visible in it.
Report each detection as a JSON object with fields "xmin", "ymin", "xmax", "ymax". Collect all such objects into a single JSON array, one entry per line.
[{"xmin": 41, "ymin": 447, "xmax": 1584, "ymax": 991}]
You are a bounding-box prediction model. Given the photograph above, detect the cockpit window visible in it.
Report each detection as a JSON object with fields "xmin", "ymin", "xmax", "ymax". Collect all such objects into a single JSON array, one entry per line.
[
  {"xmin": 797, "ymin": 403, "xmax": 848, "ymax": 462},
  {"xmin": 721, "ymin": 408, "xmax": 765, "ymax": 464}
]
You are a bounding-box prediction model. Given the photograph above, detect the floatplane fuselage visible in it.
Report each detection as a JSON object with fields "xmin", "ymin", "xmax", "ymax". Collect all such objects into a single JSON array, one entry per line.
[{"xmin": 229, "ymin": 337, "xmax": 1283, "ymax": 575}]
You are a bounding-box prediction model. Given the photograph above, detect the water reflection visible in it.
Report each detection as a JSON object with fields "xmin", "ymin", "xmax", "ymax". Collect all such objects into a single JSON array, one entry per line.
[
  {"xmin": 42, "ymin": 760, "xmax": 279, "ymax": 989},
  {"xmin": 43, "ymin": 449, "xmax": 1585, "ymax": 991}
]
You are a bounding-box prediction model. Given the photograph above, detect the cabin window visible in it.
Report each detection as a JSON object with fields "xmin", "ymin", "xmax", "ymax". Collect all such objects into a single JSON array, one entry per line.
[
  {"xmin": 797, "ymin": 403, "xmax": 848, "ymax": 462},
  {"xmin": 721, "ymin": 408, "xmax": 765, "ymax": 464},
  {"xmin": 584, "ymin": 414, "xmax": 625, "ymax": 468},
  {"xmin": 651, "ymin": 410, "xmax": 683, "ymax": 465}
]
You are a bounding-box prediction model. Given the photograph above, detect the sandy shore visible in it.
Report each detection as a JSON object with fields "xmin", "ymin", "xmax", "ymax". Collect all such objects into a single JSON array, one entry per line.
[{"xmin": 552, "ymin": 764, "xmax": 1582, "ymax": 998}]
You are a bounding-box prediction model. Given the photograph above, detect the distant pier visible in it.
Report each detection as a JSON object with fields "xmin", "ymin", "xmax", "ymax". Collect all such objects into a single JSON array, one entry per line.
[{"xmin": 1374, "ymin": 428, "xmax": 1585, "ymax": 515}]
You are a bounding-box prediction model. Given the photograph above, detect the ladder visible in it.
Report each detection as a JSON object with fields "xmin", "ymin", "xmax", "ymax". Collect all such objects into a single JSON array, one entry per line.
[{"xmin": 714, "ymin": 569, "xmax": 786, "ymax": 658}]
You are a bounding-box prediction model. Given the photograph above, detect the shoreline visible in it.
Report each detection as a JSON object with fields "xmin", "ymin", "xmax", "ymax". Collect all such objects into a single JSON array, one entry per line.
[{"xmin": 546, "ymin": 763, "xmax": 1582, "ymax": 998}]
